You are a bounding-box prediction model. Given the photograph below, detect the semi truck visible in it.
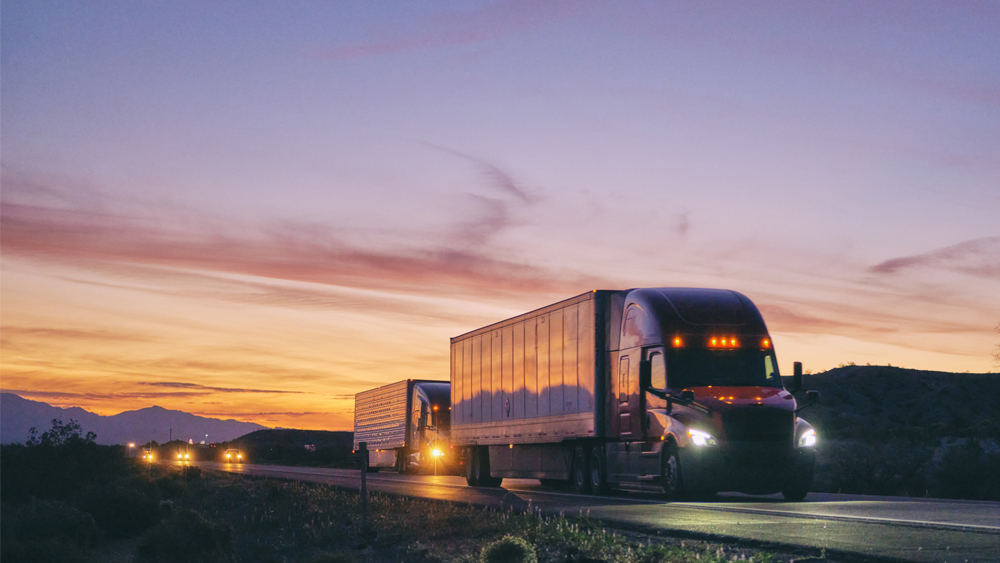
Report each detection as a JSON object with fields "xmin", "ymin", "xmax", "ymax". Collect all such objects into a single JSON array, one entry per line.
[
  {"xmin": 450, "ymin": 288, "xmax": 819, "ymax": 500},
  {"xmin": 353, "ymin": 379, "xmax": 454, "ymax": 473}
]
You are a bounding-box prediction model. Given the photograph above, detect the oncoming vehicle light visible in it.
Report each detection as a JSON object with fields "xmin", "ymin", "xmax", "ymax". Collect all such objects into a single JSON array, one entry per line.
[
  {"xmin": 688, "ymin": 428, "xmax": 717, "ymax": 447},
  {"xmin": 672, "ymin": 336, "xmax": 684, "ymax": 348},
  {"xmin": 431, "ymin": 448, "xmax": 444, "ymax": 458},
  {"xmin": 798, "ymin": 428, "xmax": 818, "ymax": 448}
]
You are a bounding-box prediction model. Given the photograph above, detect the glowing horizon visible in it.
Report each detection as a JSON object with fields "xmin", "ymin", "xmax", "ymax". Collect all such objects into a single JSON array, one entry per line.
[{"xmin": 2, "ymin": 2, "xmax": 998, "ymax": 430}]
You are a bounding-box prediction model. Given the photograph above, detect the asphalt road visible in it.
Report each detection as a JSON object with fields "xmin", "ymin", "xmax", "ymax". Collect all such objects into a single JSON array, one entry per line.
[{"xmin": 193, "ymin": 461, "xmax": 1000, "ymax": 562}]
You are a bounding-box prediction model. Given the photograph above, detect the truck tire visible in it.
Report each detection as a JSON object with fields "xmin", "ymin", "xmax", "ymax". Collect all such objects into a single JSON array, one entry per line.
[
  {"xmin": 571, "ymin": 445, "xmax": 591, "ymax": 494},
  {"xmin": 589, "ymin": 444, "xmax": 608, "ymax": 494},
  {"xmin": 781, "ymin": 469, "xmax": 812, "ymax": 501},
  {"xmin": 781, "ymin": 483, "xmax": 809, "ymax": 501},
  {"xmin": 662, "ymin": 443, "xmax": 683, "ymax": 499},
  {"xmin": 781, "ymin": 452, "xmax": 814, "ymax": 501}
]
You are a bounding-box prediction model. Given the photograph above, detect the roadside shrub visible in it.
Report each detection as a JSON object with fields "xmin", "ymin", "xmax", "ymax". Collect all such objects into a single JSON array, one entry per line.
[
  {"xmin": 816, "ymin": 439, "xmax": 931, "ymax": 496},
  {"xmin": 182, "ymin": 465, "xmax": 202, "ymax": 481},
  {"xmin": 931, "ymin": 439, "xmax": 1000, "ymax": 500},
  {"xmin": 155, "ymin": 473, "xmax": 187, "ymax": 499},
  {"xmin": 0, "ymin": 442, "xmax": 131, "ymax": 504},
  {"xmin": 480, "ymin": 534, "xmax": 537, "ymax": 563},
  {"xmin": 80, "ymin": 482, "xmax": 162, "ymax": 538},
  {"xmin": 1, "ymin": 537, "xmax": 91, "ymax": 563},
  {"xmin": 1, "ymin": 498, "xmax": 100, "ymax": 547},
  {"xmin": 135, "ymin": 508, "xmax": 234, "ymax": 563}
]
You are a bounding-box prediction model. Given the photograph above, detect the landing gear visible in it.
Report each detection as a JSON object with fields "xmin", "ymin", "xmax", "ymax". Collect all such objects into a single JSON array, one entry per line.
[
  {"xmin": 465, "ymin": 447, "xmax": 501, "ymax": 487},
  {"xmin": 571, "ymin": 446, "xmax": 591, "ymax": 494}
]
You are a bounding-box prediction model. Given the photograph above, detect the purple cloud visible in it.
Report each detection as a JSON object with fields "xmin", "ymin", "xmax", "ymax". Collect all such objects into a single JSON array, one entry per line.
[{"xmin": 870, "ymin": 236, "xmax": 1000, "ymax": 277}]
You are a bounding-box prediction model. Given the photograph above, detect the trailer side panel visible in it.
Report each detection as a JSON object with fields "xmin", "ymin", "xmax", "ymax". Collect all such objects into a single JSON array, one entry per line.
[
  {"xmin": 353, "ymin": 380, "xmax": 410, "ymax": 451},
  {"xmin": 451, "ymin": 292, "xmax": 607, "ymax": 445}
]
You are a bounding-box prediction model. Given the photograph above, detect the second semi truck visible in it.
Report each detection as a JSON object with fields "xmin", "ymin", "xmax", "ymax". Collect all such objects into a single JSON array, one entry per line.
[
  {"xmin": 451, "ymin": 288, "xmax": 819, "ymax": 500},
  {"xmin": 353, "ymin": 379, "xmax": 453, "ymax": 473}
]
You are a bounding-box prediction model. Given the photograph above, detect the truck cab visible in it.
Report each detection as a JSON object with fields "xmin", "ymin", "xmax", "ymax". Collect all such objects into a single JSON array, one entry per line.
[
  {"xmin": 404, "ymin": 381, "xmax": 453, "ymax": 473},
  {"xmin": 609, "ymin": 288, "xmax": 817, "ymax": 499}
]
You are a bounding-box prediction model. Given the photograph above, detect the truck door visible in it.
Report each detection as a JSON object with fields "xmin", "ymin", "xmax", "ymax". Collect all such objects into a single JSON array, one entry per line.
[{"xmin": 618, "ymin": 356, "xmax": 632, "ymax": 437}]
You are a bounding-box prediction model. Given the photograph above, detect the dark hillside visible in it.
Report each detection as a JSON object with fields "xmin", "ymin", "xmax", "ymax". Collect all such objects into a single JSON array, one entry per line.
[
  {"xmin": 225, "ymin": 429, "xmax": 356, "ymax": 468},
  {"xmin": 800, "ymin": 366, "xmax": 1000, "ymax": 441},
  {"xmin": 796, "ymin": 366, "xmax": 1000, "ymax": 499}
]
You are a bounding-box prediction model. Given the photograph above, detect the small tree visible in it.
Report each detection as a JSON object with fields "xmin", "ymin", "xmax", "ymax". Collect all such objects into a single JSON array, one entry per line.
[{"xmin": 26, "ymin": 419, "xmax": 97, "ymax": 447}]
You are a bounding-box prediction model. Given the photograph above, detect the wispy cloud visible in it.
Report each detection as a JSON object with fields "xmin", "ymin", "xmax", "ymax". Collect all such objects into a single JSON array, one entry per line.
[
  {"xmin": 3, "ymin": 389, "xmax": 207, "ymax": 401},
  {"xmin": 870, "ymin": 236, "xmax": 1000, "ymax": 277},
  {"xmin": 308, "ymin": 1, "xmax": 580, "ymax": 61},
  {"xmin": 0, "ymin": 326, "xmax": 152, "ymax": 343},
  {"xmin": 0, "ymin": 178, "xmax": 607, "ymax": 302},
  {"xmin": 138, "ymin": 382, "xmax": 302, "ymax": 395}
]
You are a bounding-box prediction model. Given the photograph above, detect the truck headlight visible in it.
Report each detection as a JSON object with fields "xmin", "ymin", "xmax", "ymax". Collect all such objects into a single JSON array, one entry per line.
[
  {"xmin": 431, "ymin": 448, "xmax": 444, "ymax": 458},
  {"xmin": 688, "ymin": 428, "xmax": 717, "ymax": 447},
  {"xmin": 798, "ymin": 428, "xmax": 817, "ymax": 448}
]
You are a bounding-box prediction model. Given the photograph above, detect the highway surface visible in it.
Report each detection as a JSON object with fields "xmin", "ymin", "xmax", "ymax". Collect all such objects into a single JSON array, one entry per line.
[{"xmin": 194, "ymin": 461, "xmax": 1000, "ymax": 562}]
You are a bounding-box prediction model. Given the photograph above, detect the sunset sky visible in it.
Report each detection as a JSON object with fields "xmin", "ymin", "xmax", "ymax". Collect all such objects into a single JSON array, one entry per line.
[{"xmin": 2, "ymin": 2, "xmax": 998, "ymax": 431}]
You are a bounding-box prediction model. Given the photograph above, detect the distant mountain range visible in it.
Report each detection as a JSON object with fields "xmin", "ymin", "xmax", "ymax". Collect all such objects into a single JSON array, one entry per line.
[{"xmin": 0, "ymin": 393, "xmax": 267, "ymax": 445}]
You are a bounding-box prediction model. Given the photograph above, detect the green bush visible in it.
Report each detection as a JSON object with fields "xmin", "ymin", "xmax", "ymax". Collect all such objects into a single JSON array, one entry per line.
[
  {"xmin": 1, "ymin": 537, "xmax": 91, "ymax": 563},
  {"xmin": 1, "ymin": 498, "xmax": 100, "ymax": 547},
  {"xmin": 80, "ymin": 482, "xmax": 163, "ymax": 538},
  {"xmin": 480, "ymin": 534, "xmax": 537, "ymax": 563},
  {"xmin": 135, "ymin": 508, "xmax": 234, "ymax": 563},
  {"xmin": 155, "ymin": 473, "xmax": 187, "ymax": 499},
  {"xmin": 932, "ymin": 440, "xmax": 1000, "ymax": 500}
]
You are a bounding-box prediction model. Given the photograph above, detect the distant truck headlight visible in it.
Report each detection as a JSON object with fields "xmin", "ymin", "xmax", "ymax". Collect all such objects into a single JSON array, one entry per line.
[
  {"xmin": 431, "ymin": 448, "xmax": 444, "ymax": 458},
  {"xmin": 688, "ymin": 428, "xmax": 718, "ymax": 447},
  {"xmin": 798, "ymin": 428, "xmax": 818, "ymax": 448}
]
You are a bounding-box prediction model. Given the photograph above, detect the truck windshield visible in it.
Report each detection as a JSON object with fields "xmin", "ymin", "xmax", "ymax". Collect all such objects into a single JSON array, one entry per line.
[{"xmin": 668, "ymin": 350, "xmax": 780, "ymax": 389}]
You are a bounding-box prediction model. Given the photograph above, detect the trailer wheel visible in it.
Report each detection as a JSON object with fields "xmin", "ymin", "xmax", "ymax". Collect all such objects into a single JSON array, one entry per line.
[
  {"xmin": 571, "ymin": 446, "xmax": 591, "ymax": 494},
  {"xmin": 589, "ymin": 444, "xmax": 608, "ymax": 494},
  {"xmin": 662, "ymin": 442, "xmax": 683, "ymax": 499}
]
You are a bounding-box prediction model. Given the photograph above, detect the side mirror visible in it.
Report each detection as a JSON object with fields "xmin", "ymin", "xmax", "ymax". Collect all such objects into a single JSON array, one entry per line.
[
  {"xmin": 680, "ymin": 389, "xmax": 694, "ymax": 403},
  {"xmin": 792, "ymin": 361, "xmax": 803, "ymax": 392},
  {"xmin": 639, "ymin": 359, "xmax": 651, "ymax": 389},
  {"xmin": 804, "ymin": 390, "xmax": 820, "ymax": 405}
]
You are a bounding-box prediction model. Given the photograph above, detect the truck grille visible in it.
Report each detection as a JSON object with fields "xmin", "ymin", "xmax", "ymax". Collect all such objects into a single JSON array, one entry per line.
[{"xmin": 721, "ymin": 408, "xmax": 793, "ymax": 443}]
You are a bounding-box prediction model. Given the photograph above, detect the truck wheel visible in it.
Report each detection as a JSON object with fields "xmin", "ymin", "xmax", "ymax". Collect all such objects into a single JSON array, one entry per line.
[
  {"xmin": 781, "ymin": 484, "xmax": 809, "ymax": 501},
  {"xmin": 662, "ymin": 443, "xmax": 683, "ymax": 499},
  {"xmin": 571, "ymin": 446, "xmax": 591, "ymax": 494},
  {"xmin": 781, "ymin": 470, "xmax": 812, "ymax": 501},
  {"xmin": 589, "ymin": 444, "xmax": 608, "ymax": 494},
  {"xmin": 781, "ymin": 455, "xmax": 814, "ymax": 501}
]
